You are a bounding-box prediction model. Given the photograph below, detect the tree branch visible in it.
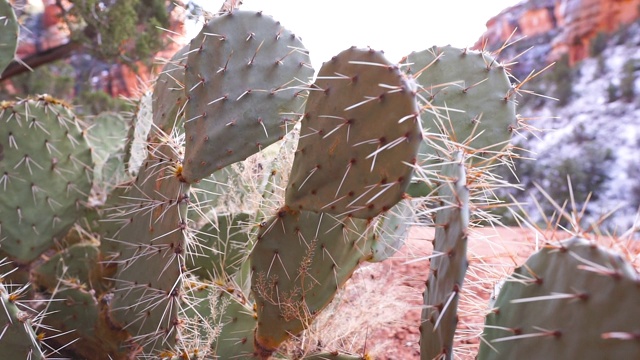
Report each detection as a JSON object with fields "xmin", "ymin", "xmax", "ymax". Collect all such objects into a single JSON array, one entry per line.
[{"xmin": 0, "ymin": 41, "xmax": 81, "ymax": 82}]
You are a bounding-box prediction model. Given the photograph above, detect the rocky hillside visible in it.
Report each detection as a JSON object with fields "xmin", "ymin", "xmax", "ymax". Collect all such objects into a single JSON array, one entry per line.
[{"xmin": 477, "ymin": 0, "xmax": 640, "ymax": 231}]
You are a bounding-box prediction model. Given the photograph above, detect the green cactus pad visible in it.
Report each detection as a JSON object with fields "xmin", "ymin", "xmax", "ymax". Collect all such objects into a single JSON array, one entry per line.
[
  {"xmin": 402, "ymin": 46, "xmax": 516, "ymax": 194},
  {"xmin": 153, "ymin": 45, "xmax": 188, "ymax": 134},
  {"xmin": 31, "ymin": 242, "xmax": 106, "ymax": 293},
  {"xmin": 0, "ymin": 97, "xmax": 93, "ymax": 262},
  {"xmin": 187, "ymin": 212, "xmax": 254, "ymax": 281},
  {"xmin": 181, "ymin": 10, "xmax": 313, "ymax": 183},
  {"xmin": 0, "ymin": 0, "xmax": 18, "ymax": 76},
  {"xmin": 250, "ymin": 210, "xmax": 375, "ymax": 354},
  {"xmin": 87, "ymin": 112, "xmax": 131, "ymax": 196},
  {"xmin": 370, "ymin": 198, "xmax": 414, "ymax": 262},
  {"xmin": 212, "ymin": 290, "xmax": 258, "ymax": 358},
  {"xmin": 420, "ymin": 155, "xmax": 469, "ymax": 360},
  {"xmin": 285, "ymin": 47, "xmax": 421, "ymax": 219},
  {"xmin": 107, "ymin": 136, "xmax": 190, "ymax": 355},
  {"xmin": 0, "ymin": 282, "xmax": 44, "ymax": 359},
  {"xmin": 41, "ymin": 287, "xmax": 129, "ymax": 360},
  {"xmin": 478, "ymin": 237, "xmax": 640, "ymax": 360},
  {"xmin": 179, "ymin": 283, "xmax": 258, "ymax": 358}
]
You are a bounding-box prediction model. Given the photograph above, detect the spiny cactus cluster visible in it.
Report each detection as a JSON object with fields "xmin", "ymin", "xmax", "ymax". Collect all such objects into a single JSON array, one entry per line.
[{"xmin": 0, "ymin": 1, "xmax": 639, "ymax": 359}]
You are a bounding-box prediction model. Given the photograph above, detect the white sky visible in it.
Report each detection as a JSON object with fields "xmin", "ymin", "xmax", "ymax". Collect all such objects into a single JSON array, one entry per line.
[{"xmin": 193, "ymin": 1, "xmax": 521, "ymax": 68}]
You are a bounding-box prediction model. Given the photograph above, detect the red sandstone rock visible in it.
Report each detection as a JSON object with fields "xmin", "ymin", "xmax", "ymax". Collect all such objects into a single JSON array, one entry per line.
[{"xmin": 476, "ymin": 0, "xmax": 640, "ymax": 65}]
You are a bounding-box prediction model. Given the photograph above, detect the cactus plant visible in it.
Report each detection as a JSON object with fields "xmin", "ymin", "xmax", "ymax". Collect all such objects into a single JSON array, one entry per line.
[
  {"xmin": 0, "ymin": 97, "xmax": 93, "ymax": 262},
  {"xmin": 478, "ymin": 237, "xmax": 640, "ymax": 360},
  {"xmin": 285, "ymin": 47, "xmax": 421, "ymax": 219},
  {"xmin": 250, "ymin": 210, "xmax": 376, "ymax": 356},
  {"xmin": 0, "ymin": 282, "xmax": 45, "ymax": 359},
  {"xmin": 0, "ymin": 0, "xmax": 18, "ymax": 76},
  {"xmin": 419, "ymin": 153, "xmax": 469, "ymax": 360},
  {"xmin": 8, "ymin": 2, "xmax": 632, "ymax": 360},
  {"xmin": 181, "ymin": 10, "xmax": 314, "ymax": 183},
  {"xmin": 401, "ymin": 46, "xmax": 516, "ymax": 197}
]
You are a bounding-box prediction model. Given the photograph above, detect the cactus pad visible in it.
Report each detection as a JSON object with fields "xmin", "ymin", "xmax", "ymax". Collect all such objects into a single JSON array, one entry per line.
[
  {"xmin": 182, "ymin": 10, "xmax": 313, "ymax": 183},
  {"xmin": 420, "ymin": 155, "xmax": 469, "ymax": 360},
  {"xmin": 285, "ymin": 47, "xmax": 421, "ymax": 219},
  {"xmin": 107, "ymin": 135, "xmax": 190, "ymax": 354},
  {"xmin": 0, "ymin": 0, "xmax": 18, "ymax": 76},
  {"xmin": 478, "ymin": 237, "xmax": 640, "ymax": 360},
  {"xmin": 0, "ymin": 97, "xmax": 93, "ymax": 262},
  {"xmin": 41, "ymin": 286, "xmax": 129, "ymax": 360},
  {"xmin": 250, "ymin": 209, "xmax": 375, "ymax": 354},
  {"xmin": 402, "ymin": 46, "xmax": 516, "ymax": 195},
  {"xmin": 0, "ymin": 282, "xmax": 44, "ymax": 358}
]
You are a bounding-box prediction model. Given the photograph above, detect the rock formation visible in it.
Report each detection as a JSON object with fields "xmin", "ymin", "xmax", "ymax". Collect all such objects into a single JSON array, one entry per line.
[{"xmin": 476, "ymin": 0, "xmax": 640, "ymax": 67}]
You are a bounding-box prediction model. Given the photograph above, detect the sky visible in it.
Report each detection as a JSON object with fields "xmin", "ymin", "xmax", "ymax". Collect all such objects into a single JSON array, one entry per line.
[{"xmin": 193, "ymin": 0, "xmax": 521, "ymax": 68}]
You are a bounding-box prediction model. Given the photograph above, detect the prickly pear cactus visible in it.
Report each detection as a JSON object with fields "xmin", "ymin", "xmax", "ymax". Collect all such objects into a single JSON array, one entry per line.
[
  {"xmin": 402, "ymin": 46, "xmax": 516, "ymax": 196},
  {"xmin": 478, "ymin": 237, "xmax": 640, "ymax": 360},
  {"xmin": 41, "ymin": 286, "xmax": 129, "ymax": 360},
  {"xmin": 0, "ymin": 97, "xmax": 93, "ymax": 262},
  {"xmin": 285, "ymin": 47, "xmax": 421, "ymax": 219},
  {"xmin": 250, "ymin": 210, "xmax": 375, "ymax": 356},
  {"xmin": 0, "ymin": 282, "xmax": 45, "ymax": 359},
  {"xmin": 420, "ymin": 153, "xmax": 469, "ymax": 360},
  {"xmin": 106, "ymin": 133, "xmax": 190, "ymax": 355},
  {"xmin": 0, "ymin": 0, "xmax": 18, "ymax": 76},
  {"xmin": 182, "ymin": 10, "xmax": 314, "ymax": 183}
]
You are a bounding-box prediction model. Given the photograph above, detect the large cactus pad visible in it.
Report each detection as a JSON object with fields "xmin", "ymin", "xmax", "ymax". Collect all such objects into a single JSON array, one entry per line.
[
  {"xmin": 286, "ymin": 47, "xmax": 421, "ymax": 219},
  {"xmin": 0, "ymin": 98, "xmax": 93, "ymax": 262},
  {"xmin": 250, "ymin": 209, "xmax": 374, "ymax": 354},
  {"xmin": 479, "ymin": 237, "xmax": 640, "ymax": 360},
  {"xmin": 182, "ymin": 10, "xmax": 313, "ymax": 182}
]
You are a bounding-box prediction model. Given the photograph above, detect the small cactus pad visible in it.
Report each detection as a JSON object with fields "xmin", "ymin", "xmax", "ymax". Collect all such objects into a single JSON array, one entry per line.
[
  {"xmin": 182, "ymin": 10, "xmax": 313, "ymax": 183},
  {"xmin": 41, "ymin": 287, "xmax": 129, "ymax": 360},
  {"xmin": 478, "ymin": 237, "xmax": 640, "ymax": 360},
  {"xmin": 153, "ymin": 44, "xmax": 188, "ymax": 133},
  {"xmin": 187, "ymin": 212, "xmax": 254, "ymax": 281},
  {"xmin": 420, "ymin": 155, "xmax": 469, "ymax": 360},
  {"xmin": 0, "ymin": 0, "xmax": 18, "ymax": 76},
  {"xmin": 180, "ymin": 284, "xmax": 258, "ymax": 358},
  {"xmin": 0, "ymin": 97, "xmax": 93, "ymax": 262},
  {"xmin": 0, "ymin": 283, "xmax": 44, "ymax": 358},
  {"xmin": 107, "ymin": 135, "xmax": 190, "ymax": 354},
  {"xmin": 402, "ymin": 46, "xmax": 516, "ymax": 195},
  {"xmin": 250, "ymin": 210, "xmax": 374, "ymax": 354},
  {"xmin": 285, "ymin": 47, "xmax": 421, "ymax": 219},
  {"xmin": 211, "ymin": 290, "xmax": 258, "ymax": 358}
]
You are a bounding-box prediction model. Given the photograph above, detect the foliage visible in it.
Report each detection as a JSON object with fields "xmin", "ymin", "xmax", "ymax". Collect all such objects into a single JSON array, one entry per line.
[{"xmin": 66, "ymin": 0, "xmax": 171, "ymax": 63}]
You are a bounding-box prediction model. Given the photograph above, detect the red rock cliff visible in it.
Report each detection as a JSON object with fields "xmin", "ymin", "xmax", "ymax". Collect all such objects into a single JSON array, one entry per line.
[{"xmin": 476, "ymin": 0, "xmax": 640, "ymax": 65}]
